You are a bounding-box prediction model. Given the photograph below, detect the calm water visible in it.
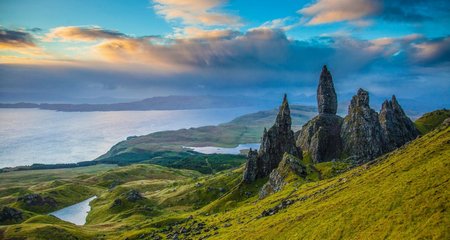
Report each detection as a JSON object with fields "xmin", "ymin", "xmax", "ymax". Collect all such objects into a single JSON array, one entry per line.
[
  {"xmin": 0, "ymin": 108, "xmax": 259, "ymax": 168},
  {"xmin": 50, "ymin": 196, "xmax": 97, "ymax": 225},
  {"xmin": 184, "ymin": 143, "xmax": 261, "ymax": 154}
]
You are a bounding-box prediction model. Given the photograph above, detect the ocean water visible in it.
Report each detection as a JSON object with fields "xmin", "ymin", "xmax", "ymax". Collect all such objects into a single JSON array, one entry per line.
[
  {"xmin": 184, "ymin": 143, "xmax": 261, "ymax": 154},
  {"xmin": 50, "ymin": 196, "xmax": 97, "ymax": 225},
  {"xmin": 0, "ymin": 108, "xmax": 259, "ymax": 168}
]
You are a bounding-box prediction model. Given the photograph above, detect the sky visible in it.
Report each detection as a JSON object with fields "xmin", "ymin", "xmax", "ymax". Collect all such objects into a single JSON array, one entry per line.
[{"xmin": 0, "ymin": 0, "xmax": 449, "ymax": 111}]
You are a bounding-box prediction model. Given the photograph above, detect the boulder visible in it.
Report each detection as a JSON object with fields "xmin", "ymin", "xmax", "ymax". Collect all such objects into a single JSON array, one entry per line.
[
  {"xmin": 17, "ymin": 194, "xmax": 57, "ymax": 208},
  {"xmin": 0, "ymin": 206, "xmax": 23, "ymax": 224},
  {"xmin": 259, "ymin": 154, "xmax": 307, "ymax": 199}
]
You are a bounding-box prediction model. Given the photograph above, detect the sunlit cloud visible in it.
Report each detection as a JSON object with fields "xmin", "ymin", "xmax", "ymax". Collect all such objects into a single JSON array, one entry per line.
[
  {"xmin": 299, "ymin": 0, "xmax": 381, "ymax": 25},
  {"xmin": 46, "ymin": 26, "xmax": 129, "ymax": 42},
  {"xmin": 152, "ymin": 0, "xmax": 241, "ymax": 27}
]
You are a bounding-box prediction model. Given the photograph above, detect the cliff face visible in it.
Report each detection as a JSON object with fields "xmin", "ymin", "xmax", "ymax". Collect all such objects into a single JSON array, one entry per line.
[
  {"xmin": 297, "ymin": 66, "xmax": 343, "ymax": 163},
  {"xmin": 243, "ymin": 95, "xmax": 301, "ymax": 183},
  {"xmin": 341, "ymin": 89, "xmax": 385, "ymax": 163},
  {"xmin": 379, "ymin": 95, "xmax": 420, "ymax": 151}
]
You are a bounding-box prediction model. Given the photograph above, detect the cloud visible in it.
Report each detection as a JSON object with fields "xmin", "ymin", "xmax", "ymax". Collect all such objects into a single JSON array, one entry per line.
[
  {"xmin": 46, "ymin": 26, "xmax": 129, "ymax": 42},
  {"xmin": 380, "ymin": 0, "xmax": 450, "ymax": 23},
  {"xmin": 411, "ymin": 36, "xmax": 450, "ymax": 65},
  {"xmin": 299, "ymin": 0, "xmax": 381, "ymax": 25},
  {"xmin": 0, "ymin": 27, "xmax": 45, "ymax": 56},
  {"xmin": 152, "ymin": 0, "xmax": 241, "ymax": 27},
  {"xmin": 173, "ymin": 27, "xmax": 241, "ymax": 40}
]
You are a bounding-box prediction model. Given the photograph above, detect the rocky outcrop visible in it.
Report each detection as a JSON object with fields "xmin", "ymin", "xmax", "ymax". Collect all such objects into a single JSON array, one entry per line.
[
  {"xmin": 243, "ymin": 95, "xmax": 302, "ymax": 183},
  {"xmin": 379, "ymin": 95, "xmax": 420, "ymax": 151},
  {"xmin": 125, "ymin": 189, "xmax": 144, "ymax": 202},
  {"xmin": 17, "ymin": 194, "xmax": 57, "ymax": 208},
  {"xmin": 317, "ymin": 65, "xmax": 338, "ymax": 115},
  {"xmin": 341, "ymin": 89, "xmax": 385, "ymax": 163},
  {"xmin": 0, "ymin": 206, "xmax": 23, "ymax": 224},
  {"xmin": 259, "ymin": 154, "xmax": 308, "ymax": 199},
  {"xmin": 296, "ymin": 65, "xmax": 343, "ymax": 163}
]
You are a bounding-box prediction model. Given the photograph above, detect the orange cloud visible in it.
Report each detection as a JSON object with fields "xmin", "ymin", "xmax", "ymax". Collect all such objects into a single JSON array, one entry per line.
[
  {"xmin": 152, "ymin": 0, "xmax": 241, "ymax": 27},
  {"xmin": 46, "ymin": 26, "xmax": 127, "ymax": 42},
  {"xmin": 299, "ymin": 0, "xmax": 380, "ymax": 25}
]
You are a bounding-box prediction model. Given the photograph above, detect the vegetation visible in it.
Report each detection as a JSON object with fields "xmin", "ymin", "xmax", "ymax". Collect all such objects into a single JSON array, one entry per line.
[
  {"xmin": 1, "ymin": 112, "xmax": 449, "ymax": 239},
  {"xmin": 415, "ymin": 109, "xmax": 450, "ymax": 134}
]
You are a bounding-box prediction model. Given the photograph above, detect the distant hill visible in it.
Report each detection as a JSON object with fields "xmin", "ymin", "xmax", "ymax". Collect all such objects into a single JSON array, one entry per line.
[{"xmin": 0, "ymin": 95, "xmax": 265, "ymax": 112}]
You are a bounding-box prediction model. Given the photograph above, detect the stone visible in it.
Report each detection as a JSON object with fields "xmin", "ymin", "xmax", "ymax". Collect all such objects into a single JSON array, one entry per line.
[
  {"xmin": 379, "ymin": 95, "xmax": 420, "ymax": 151},
  {"xmin": 0, "ymin": 206, "xmax": 23, "ymax": 224},
  {"xmin": 242, "ymin": 149, "xmax": 258, "ymax": 183},
  {"xmin": 242, "ymin": 95, "xmax": 302, "ymax": 183},
  {"xmin": 341, "ymin": 89, "xmax": 385, "ymax": 163},
  {"xmin": 296, "ymin": 66, "xmax": 342, "ymax": 163},
  {"xmin": 17, "ymin": 193, "xmax": 57, "ymax": 208},
  {"xmin": 125, "ymin": 189, "xmax": 144, "ymax": 202},
  {"xmin": 297, "ymin": 114, "xmax": 343, "ymax": 163},
  {"xmin": 259, "ymin": 154, "xmax": 308, "ymax": 199},
  {"xmin": 317, "ymin": 65, "xmax": 338, "ymax": 114}
]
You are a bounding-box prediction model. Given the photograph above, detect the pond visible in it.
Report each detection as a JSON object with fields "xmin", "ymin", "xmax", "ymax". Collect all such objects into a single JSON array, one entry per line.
[
  {"xmin": 50, "ymin": 196, "xmax": 97, "ymax": 225},
  {"xmin": 184, "ymin": 143, "xmax": 260, "ymax": 154}
]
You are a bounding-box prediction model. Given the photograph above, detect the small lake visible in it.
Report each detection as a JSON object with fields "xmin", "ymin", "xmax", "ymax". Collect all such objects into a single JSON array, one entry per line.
[
  {"xmin": 184, "ymin": 143, "xmax": 260, "ymax": 154},
  {"xmin": 50, "ymin": 196, "xmax": 97, "ymax": 225}
]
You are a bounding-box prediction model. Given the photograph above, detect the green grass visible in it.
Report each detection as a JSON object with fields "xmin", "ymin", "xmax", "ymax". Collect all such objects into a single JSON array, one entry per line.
[
  {"xmin": 1, "ymin": 119, "xmax": 448, "ymax": 239},
  {"xmin": 415, "ymin": 109, "xmax": 450, "ymax": 134}
]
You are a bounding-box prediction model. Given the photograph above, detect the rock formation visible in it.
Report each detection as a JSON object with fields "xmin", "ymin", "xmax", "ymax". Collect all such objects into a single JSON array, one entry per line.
[
  {"xmin": 259, "ymin": 154, "xmax": 308, "ymax": 199},
  {"xmin": 379, "ymin": 95, "xmax": 420, "ymax": 151},
  {"xmin": 341, "ymin": 89, "xmax": 385, "ymax": 163},
  {"xmin": 317, "ymin": 65, "xmax": 338, "ymax": 114},
  {"xmin": 0, "ymin": 206, "xmax": 23, "ymax": 224},
  {"xmin": 243, "ymin": 95, "xmax": 301, "ymax": 183},
  {"xmin": 17, "ymin": 193, "xmax": 57, "ymax": 208},
  {"xmin": 296, "ymin": 65, "xmax": 343, "ymax": 163}
]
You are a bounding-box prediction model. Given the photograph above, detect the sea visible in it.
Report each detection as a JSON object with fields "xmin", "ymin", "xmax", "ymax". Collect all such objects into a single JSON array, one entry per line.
[{"xmin": 0, "ymin": 107, "xmax": 260, "ymax": 168}]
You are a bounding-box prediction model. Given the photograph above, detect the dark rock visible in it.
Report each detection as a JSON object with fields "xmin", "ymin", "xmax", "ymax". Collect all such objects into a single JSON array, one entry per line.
[
  {"xmin": 379, "ymin": 95, "xmax": 420, "ymax": 151},
  {"xmin": 17, "ymin": 194, "xmax": 57, "ymax": 208},
  {"xmin": 297, "ymin": 114, "xmax": 343, "ymax": 163},
  {"xmin": 242, "ymin": 149, "xmax": 258, "ymax": 183},
  {"xmin": 296, "ymin": 66, "xmax": 342, "ymax": 163},
  {"xmin": 243, "ymin": 95, "xmax": 302, "ymax": 183},
  {"xmin": 111, "ymin": 198, "xmax": 122, "ymax": 208},
  {"xmin": 125, "ymin": 189, "xmax": 144, "ymax": 202},
  {"xmin": 317, "ymin": 65, "xmax": 338, "ymax": 114},
  {"xmin": 0, "ymin": 206, "xmax": 23, "ymax": 224},
  {"xmin": 259, "ymin": 154, "xmax": 308, "ymax": 199},
  {"xmin": 260, "ymin": 199, "xmax": 295, "ymax": 217},
  {"xmin": 341, "ymin": 89, "xmax": 385, "ymax": 163}
]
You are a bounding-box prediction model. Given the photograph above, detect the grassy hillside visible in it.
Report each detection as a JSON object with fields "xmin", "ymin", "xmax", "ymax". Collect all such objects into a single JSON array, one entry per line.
[
  {"xmin": 1, "ymin": 118, "xmax": 448, "ymax": 239},
  {"xmin": 199, "ymin": 123, "xmax": 450, "ymax": 239},
  {"xmin": 415, "ymin": 109, "xmax": 450, "ymax": 134}
]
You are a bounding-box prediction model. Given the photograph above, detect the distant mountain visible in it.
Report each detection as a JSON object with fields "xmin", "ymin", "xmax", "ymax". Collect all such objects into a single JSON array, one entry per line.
[{"xmin": 0, "ymin": 95, "xmax": 265, "ymax": 112}]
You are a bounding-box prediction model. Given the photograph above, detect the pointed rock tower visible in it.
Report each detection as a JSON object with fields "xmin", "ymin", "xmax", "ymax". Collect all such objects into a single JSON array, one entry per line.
[
  {"xmin": 341, "ymin": 89, "xmax": 385, "ymax": 162},
  {"xmin": 379, "ymin": 95, "xmax": 419, "ymax": 151},
  {"xmin": 317, "ymin": 65, "xmax": 338, "ymax": 114},
  {"xmin": 243, "ymin": 95, "xmax": 301, "ymax": 183},
  {"xmin": 296, "ymin": 65, "xmax": 343, "ymax": 163}
]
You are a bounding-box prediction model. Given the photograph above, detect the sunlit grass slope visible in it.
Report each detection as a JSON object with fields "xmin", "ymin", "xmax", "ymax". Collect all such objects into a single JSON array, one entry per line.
[{"xmin": 200, "ymin": 124, "xmax": 450, "ymax": 239}]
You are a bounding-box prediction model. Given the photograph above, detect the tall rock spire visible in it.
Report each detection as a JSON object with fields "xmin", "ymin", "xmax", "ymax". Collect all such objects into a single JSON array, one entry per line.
[
  {"xmin": 317, "ymin": 65, "xmax": 338, "ymax": 114},
  {"xmin": 296, "ymin": 65, "xmax": 343, "ymax": 163},
  {"xmin": 243, "ymin": 95, "xmax": 301, "ymax": 183}
]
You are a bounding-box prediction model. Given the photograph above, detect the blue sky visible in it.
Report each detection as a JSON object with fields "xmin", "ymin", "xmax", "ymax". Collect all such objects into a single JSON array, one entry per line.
[{"xmin": 0, "ymin": 0, "xmax": 449, "ymax": 112}]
